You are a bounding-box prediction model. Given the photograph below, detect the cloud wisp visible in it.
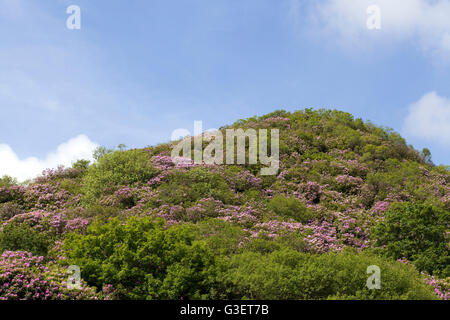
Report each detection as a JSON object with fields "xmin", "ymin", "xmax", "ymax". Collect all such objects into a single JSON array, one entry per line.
[
  {"xmin": 0, "ymin": 135, "xmax": 98, "ymax": 182},
  {"xmin": 403, "ymin": 91, "xmax": 450, "ymax": 147},
  {"xmin": 297, "ymin": 0, "xmax": 450, "ymax": 63}
]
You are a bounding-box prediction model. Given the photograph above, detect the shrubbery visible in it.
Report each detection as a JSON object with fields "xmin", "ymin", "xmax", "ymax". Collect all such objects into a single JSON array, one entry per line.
[
  {"xmin": 267, "ymin": 195, "xmax": 313, "ymax": 223},
  {"xmin": 0, "ymin": 176, "xmax": 17, "ymax": 188},
  {"xmin": 157, "ymin": 167, "xmax": 235, "ymax": 205},
  {"xmin": 219, "ymin": 248, "xmax": 437, "ymax": 300},
  {"xmin": 372, "ymin": 203, "xmax": 449, "ymax": 277},
  {"xmin": 82, "ymin": 149, "xmax": 159, "ymax": 204},
  {"xmin": 0, "ymin": 251, "xmax": 101, "ymax": 300},
  {"xmin": 0, "ymin": 223, "xmax": 54, "ymax": 257},
  {"xmin": 60, "ymin": 217, "xmax": 438, "ymax": 300},
  {"xmin": 63, "ymin": 217, "xmax": 219, "ymax": 299},
  {"xmin": 0, "ymin": 202, "xmax": 22, "ymax": 221}
]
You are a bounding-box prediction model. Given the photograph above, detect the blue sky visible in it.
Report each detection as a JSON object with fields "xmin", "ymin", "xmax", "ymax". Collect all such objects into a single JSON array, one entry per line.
[{"xmin": 1, "ymin": 0, "xmax": 450, "ymax": 180}]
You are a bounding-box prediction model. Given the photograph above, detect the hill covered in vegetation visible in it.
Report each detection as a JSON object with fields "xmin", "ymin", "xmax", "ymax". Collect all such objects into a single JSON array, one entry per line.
[{"xmin": 0, "ymin": 109, "xmax": 448, "ymax": 300}]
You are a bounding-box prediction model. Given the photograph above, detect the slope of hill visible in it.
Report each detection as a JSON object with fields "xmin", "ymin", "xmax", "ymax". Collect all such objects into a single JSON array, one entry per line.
[{"xmin": 0, "ymin": 109, "xmax": 448, "ymax": 300}]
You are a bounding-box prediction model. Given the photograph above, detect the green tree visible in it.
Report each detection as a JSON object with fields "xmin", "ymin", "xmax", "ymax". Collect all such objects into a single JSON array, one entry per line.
[
  {"xmin": 63, "ymin": 217, "xmax": 219, "ymax": 299},
  {"xmin": 82, "ymin": 149, "xmax": 158, "ymax": 204},
  {"xmin": 372, "ymin": 202, "xmax": 449, "ymax": 276}
]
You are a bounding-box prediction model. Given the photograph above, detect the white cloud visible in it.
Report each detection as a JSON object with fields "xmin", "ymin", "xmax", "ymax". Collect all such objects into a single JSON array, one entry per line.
[
  {"xmin": 299, "ymin": 0, "xmax": 450, "ymax": 62},
  {"xmin": 403, "ymin": 92, "xmax": 450, "ymax": 146},
  {"xmin": 0, "ymin": 135, "xmax": 98, "ymax": 182}
]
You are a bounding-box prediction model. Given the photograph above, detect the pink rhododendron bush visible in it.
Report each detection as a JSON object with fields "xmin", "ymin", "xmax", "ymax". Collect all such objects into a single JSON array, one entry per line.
[
  {"xmin": 0, "ymin": 109, "xmax": 448, "ymax": 300},
  {"xmin": 0, "ymin": 251, "xmax": 100, "ymax": 300}
]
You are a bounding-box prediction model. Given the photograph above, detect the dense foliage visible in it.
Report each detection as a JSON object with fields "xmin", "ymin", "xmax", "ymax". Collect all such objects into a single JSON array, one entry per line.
[
  {"xmin": 220, "ymin": 248, "xmax": 437, "ymax": 300},
  {"xmin": 372, "ymin": 203, "xmax": 449, "ymax": 277},
  {"xmin": 0, "ymin": 109, "xmax": 448, "ymax": 300},
  {"xmin": 63, "ymin": 217, "xmax": 218, "ymax": 299}
]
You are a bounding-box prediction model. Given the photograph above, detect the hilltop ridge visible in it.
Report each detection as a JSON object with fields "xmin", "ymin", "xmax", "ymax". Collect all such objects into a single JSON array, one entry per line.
[{"xmin": 0, "ymin": 108, "xmax": 448, "ymax": 300}]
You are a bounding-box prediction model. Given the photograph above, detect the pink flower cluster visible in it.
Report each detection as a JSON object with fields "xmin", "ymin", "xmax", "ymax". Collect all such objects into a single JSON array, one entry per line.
[
  {"xmin": 24, "ymin": 183, "xmax": 71, "ymax": 211},
  {"xmin": 0, "ymin": 186, "xmax": 26, "ymax": 204},
  {"xmin": 231, "ymin": 170, "xmax": 263, "ymax": 191},
  {"xmin": 0, "ymin": 251, "xmax": 99, "ymax": 300},
  {"xmin": 335, "ymin": 174, "xmax": 364, "ymax": 190},
  {"xmin": 1, "ymin": 211, "xmax": 89, "ymax": 235},
  {"xmin": 372, "ymin": 201, "xmax": 390, "ymax": 214},
  {"xmin": 151, "ymin": 154, "xmax": 175, "ymax": 170},
  {"xmin": 218, "ymin": 205, "xmax": 260, "ymax": 228},
  {"xmin": 442, "ymin": 193, "xmax": 450, "ymax": 210},
  {"xmin": 250, "ymin": 220, "xmax": 343, "ymax": 253},
  {"xmin": 295, "ymin": 181, "xmax": 324, "ymax": 204},
  {"xmin": 34, "ymin": 166, "xmax": 83, "ymax": 184},
  {"xmin": 422, "ymin": 273, "xmax": 449, "ymax": 300},
  {"xmin": 151, "ymin": 154, "xmax": 196, "ymax": 170}
]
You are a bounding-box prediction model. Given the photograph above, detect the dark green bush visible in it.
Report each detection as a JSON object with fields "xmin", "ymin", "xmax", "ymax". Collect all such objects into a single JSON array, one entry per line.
[
  {"xmin": 72, "ymin": 159, "xmax": 90, "ymax": 170},
  {"xmin": 0, "ymin": 223, "xmax": 54, "ymax": 256},
  {"xmin": 267, "ymin": 195, "xmax": 313, "ymax": 223},
  {"xmin": 158, "ymin": 167, "xmax": 234, "ymax": 205},
  {"xmin": 372, "ymin": 202, "xmax": 449, "ymax": 277},
  {"xmin": 79, "ymin": 205, "xmax": 123, "ymax": 222},
  {"xmin": 82, "ymin": 150, "xmax": 158, "ymax": 204},
  {"xmin": 63, "ymin": 217, "xmax": 219, "ymax": 299},
  {"xmin": 193, "ymin": 219, "xmax": 246, "ymax": 255},
  {"xmin": 219, "ymin": 248, "xmax": 437, "ymax": 300}
]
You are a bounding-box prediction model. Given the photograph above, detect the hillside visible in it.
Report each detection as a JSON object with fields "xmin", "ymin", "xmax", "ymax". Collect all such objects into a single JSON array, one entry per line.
[{"xmin": 0, "ymin": 108, "xmax": 448, "ymax": 300}]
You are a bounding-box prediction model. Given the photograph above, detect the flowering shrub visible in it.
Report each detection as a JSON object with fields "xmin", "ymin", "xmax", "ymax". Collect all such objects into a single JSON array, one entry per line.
[
  {"xmin": 248, "ymin": 220, "xmax": 343, "ymax": 253},
  {"xmin": 185, "ymin": 198, "xmax": 224, "ymax": 222},
  {"xmin": 151, "ymin": 154, "xmax": 175, "ymax": 171},
  {"xmin": 99, "ymin": 186, "xmax": 137, "ymax": 208},
  {"xmin": 2, "ymin": 211, "xmax": 89, "ymax": 235},
  {"xmin": 0, "ymin": 202, "xmax": 22, "ymax": 221},
  {"xmin": 334, "ymin": 174, "xmax": 364, "ymax": 193},
  {"xmin": 224, "ymin": 169, "xmax": 263, "ymax": 192},
  {"xmin": 442, "ymin": 193, "xmax": 450, "ymax": 210},
  {"xmin": 300, "ymin": 181, "xmax": 323, "ymax": 204},
  {"xmin": 0, "ymin": 210, "xmax": 90, "ymax": 256},
  {"xmin": 372, "ymin": 201, "xmax": 390, "ymax": 214},
  {"xmin": 218, "ymin": 205, "xmax": 261, "ymax": 229},
  {"xmin": 0, "ymin": 251, "xmax": 100, "ymax": 300},
  {"xmin": 24, "ymin": 184, "xmax": 71, "ymax": 211},
  {"xmin": 0, "ymin": 186, "xmax": 26, "ymax": 204},
  {"xmin": 422, "ymin": 273, "xmax": 449, "ymax": 300},
  {"xmin": 34, "ymin": 166, "xmax": 83, "ymax": 184}
]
